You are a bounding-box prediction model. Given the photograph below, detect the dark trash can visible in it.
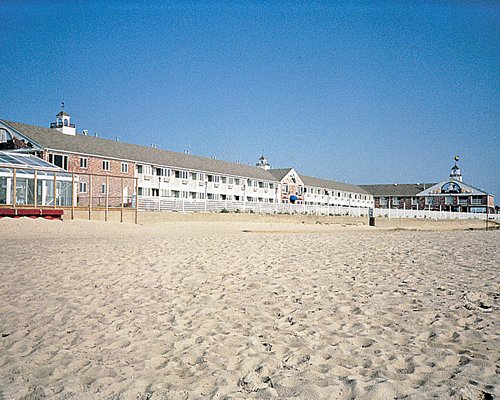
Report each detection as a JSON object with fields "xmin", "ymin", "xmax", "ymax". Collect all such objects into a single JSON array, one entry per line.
[{"xmin": 369, "ymin": 217, "xmax": 376, "ymax": 227}]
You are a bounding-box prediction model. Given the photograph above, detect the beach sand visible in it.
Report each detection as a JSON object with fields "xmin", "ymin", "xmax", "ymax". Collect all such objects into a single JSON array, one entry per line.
[{"xmin": 0, "ymin": 217, "xmax": 498, "ymax": 399}]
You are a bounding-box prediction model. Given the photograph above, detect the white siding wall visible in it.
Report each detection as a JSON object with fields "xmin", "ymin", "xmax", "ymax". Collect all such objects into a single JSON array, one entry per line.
[{"xmin": 136, "ymin": 164, "xmax": 278, "ymax": 203}]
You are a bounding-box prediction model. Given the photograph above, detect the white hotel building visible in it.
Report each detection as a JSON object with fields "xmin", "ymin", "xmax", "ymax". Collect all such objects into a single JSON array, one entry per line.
[{"xmin": 0, "ymin": 111, "xmax": 373, "ymax": 210}]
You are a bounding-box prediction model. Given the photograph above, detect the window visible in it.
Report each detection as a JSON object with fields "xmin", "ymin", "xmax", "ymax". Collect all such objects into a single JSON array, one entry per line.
[
  {"xmin": 221, "ymin": 177, "xmax": 227, "ymax": 184},
  {"xmin": 48, "ymin": 154, "xmax": 68, "ymax": 170},
  {"xmin": 228, "ymin": 177, "xmax": 234, "ymax": 185},
  {"xmin": 380, "ymin": 197, "xmax": 388, "ymax": 206},
  {"xmin": 175, "ymin": 170, "xmax": 189, "ymax": 179},
  {"xmin": 101, "ymin": 183, "xmax": 107, "ymax": 194},
  {"xmin": 269, "ymin": 183, "xmax": 274, "ymax": 190},
  {"xmin": 121, "ymin": 163, "xmax": 128, "ymax": 173},
  {"xmin": 0, "ymin": 128, "xmax": 12, "ymax": 143},
  {"xmin": 283, "ymin": 184, "xmax": 289, "ymax": 193},
  {"xmin": 156, "ymin": 168, "xmax": 170, "ymax": 177},
  {"xmin": 445, "ymin": 196, "xmax": 454, "ymax": 205},
  {"xmin": 191, "ymin": 172, "xmax": 198, "ymax": 180},
  {"xmin": 102, "ymin": 160, "xmax": 110, "ymax": 171},
  {"xmin": 235, "ymin": 178, "xmax": 241, "ymax": 185},
  {"xmin": 471, "ymin": 196, "xmax": 482, "ymax": 205},
  {"xmin": 161, "ymin": 189, "xmax": 170, "ymax": 197},
  {"xmin": 207, "ymin": 175, "xmax": 220, "ymax": 183},
  {"xmin": 411, "ymin": 197, "xmax": 418, "ymax": 205},
  {"xmin": 258, "ymin": 181, "xmax": 264, "ymax": 188},
  {"xmin": 79, "ymin": 157, "xmax": 88, "ymax": 168},
  {"xmin": 79, "ymin": 182, "xmax": 87, "ymax": 193},
  {"xmin": 425, "ymin": 197, "xmax": 434, "ymax": 205},
  {"xmin": 393, "ymin": 197, "xmax": 400, "ymax": 205},
  {"xmin": 137, "ymin": 165, "xmax": 143, "ymax": 174}
]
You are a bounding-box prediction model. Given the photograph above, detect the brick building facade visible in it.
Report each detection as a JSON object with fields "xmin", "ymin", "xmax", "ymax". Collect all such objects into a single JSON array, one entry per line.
[{"xmin": 42, "ymin": 150, "xmax": 135, "ymax": 207}]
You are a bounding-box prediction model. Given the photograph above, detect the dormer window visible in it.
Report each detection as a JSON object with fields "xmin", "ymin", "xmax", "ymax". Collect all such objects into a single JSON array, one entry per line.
[{"xmin": 0, "ymin": 128, "xmax": 12, "ymax": 143}]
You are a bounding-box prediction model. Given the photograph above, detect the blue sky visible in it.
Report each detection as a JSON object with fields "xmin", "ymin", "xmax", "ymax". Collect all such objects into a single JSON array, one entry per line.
[{"xmin": 1, "ymin": 1, "xmax": 499, "ymax": 199}]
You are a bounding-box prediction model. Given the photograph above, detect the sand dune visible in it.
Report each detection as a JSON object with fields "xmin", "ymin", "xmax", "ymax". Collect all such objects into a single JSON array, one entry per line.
[{"xmin": 0, "ymin": 218, "xmax": 498, "ymax": 399}]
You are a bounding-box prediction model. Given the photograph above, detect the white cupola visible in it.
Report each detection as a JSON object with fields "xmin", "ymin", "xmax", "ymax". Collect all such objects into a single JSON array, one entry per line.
[
  {"xmin": 256, "ymin": 155, "xmax": 271, "ymax": 170},
  {"xmin": 50, "ymin": 102, "xmax": 76, "ymax": 135}
]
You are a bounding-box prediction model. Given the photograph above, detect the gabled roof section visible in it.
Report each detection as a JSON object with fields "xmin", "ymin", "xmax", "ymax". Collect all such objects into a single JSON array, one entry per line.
[
  {"xmin": 300, "ymin": 174, "xmax": 371, "ymax": 195},
  {"xmin": 2, "ymin": 120, "xmax": 278, "ymax": 181},
  {"xmin": 270, "ymin": 167, "xmax": 369, "ymax": 194},
  {"xmin": 359, "ymin": 183, "xmax": 436, "ymax": 197},
  {"xmin": 417, "ymin": 179, "xmax": 490, "ymax": 197},
  {"xmin": 268, "ymin": 168, "xmax": 294, "ymax": 181}
]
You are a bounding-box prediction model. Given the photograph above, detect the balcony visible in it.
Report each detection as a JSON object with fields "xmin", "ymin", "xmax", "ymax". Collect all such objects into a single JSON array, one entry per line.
[{"xmin": 50, "ymin": 122, "xmax": 75, "ymax": 129}]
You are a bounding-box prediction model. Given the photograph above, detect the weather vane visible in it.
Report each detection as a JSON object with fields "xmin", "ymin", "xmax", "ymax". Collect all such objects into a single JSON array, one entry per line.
[
  {"xmin": 61, "ymin": 101, "xmax": 65, "ymax": 110},
  {"xmin": 454, "ymin": 155, "xmax": 459, "ymax": 163}
]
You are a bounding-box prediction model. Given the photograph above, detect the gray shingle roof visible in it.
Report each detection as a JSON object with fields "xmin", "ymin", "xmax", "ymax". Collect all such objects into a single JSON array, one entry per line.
[
  {"xmin": 2, "ymin": 120, "xmax": 277, "ymax": 181},
  {"xmin": 299, "ymin": 174, "xmax": 371, "ymax": 195},
  {"xmin": 268, "ymin": 168, "xmax": 294, "ymax": 181},
  {"xmin": 270, "ymin": 168, "xmax": 370, "ymax": 194},
  {"xmin": 359, "ymin": 183, "xmax": 436, "ymax": 197}
]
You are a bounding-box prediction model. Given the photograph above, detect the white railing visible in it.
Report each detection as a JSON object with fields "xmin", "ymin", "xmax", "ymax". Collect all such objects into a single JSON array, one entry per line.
[
  {"xmin": 137, "ymin": 196, "xmax": 500, "ymax": 221},
  {"xmin": 138, "ymin": 197, "xmax": 372, "ymax": 216},
  {"xmin": 373, "ymin": 207, "xmax": 499, "ymax": 221}
]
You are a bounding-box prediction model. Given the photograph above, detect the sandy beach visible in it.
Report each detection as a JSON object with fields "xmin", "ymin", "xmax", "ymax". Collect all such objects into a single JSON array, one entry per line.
[{"xmin": 0, "ymin": 217, "xmax": 498, "ymax": 399}]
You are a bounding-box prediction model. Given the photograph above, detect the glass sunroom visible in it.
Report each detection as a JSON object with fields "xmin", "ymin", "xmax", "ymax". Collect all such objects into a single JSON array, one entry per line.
[{"xmin": 0, "ymin": 152, "xmax": 76, "ymax": 207}]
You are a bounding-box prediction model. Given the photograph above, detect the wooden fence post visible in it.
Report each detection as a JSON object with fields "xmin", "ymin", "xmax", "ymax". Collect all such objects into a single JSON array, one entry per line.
[{"xmin": 12, "ymin": 168, "xmax": 17, "ymax": 208}]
